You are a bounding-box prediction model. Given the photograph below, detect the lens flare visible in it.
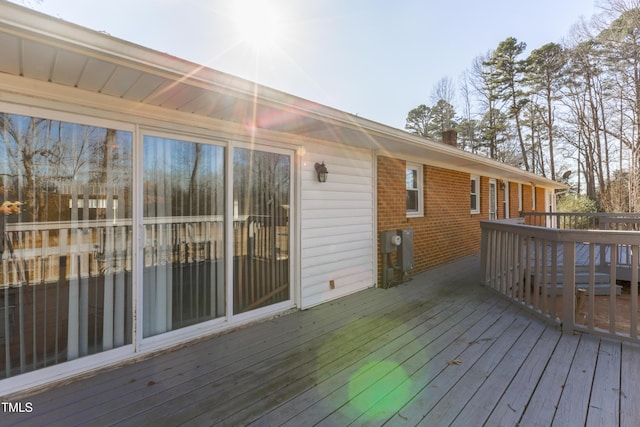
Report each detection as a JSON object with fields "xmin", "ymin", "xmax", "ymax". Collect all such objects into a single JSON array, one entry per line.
[
  {"xmin": 348, "ymin": 360, "xmax": 411, "ymax": 419},
  {"xmin": 315, "ymin": 317, "xmax": 414, "ymax": 421},
  {"xmin": 232, "ymin": 1, "xmax": 284, "ymax": 52}
]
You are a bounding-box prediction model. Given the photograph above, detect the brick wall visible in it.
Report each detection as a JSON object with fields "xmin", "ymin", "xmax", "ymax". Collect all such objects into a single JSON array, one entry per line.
[
  {"xmin": 509, "ymin": 183, "xmax": 521, "ymax": 217},
  {"xmin": 536, "ymin": 187, "xmax": 547, "ymax": 212},
  {"xmin": 376, "ymin": 155, "xmax": 546, "ymax": 284},
  {"xmin": 377, "ymin": 156, "xmax": 480, "ymax": 283},
  {"xmin": 522, "ymin": 184, "xmax": 533, "ymax": 212}
]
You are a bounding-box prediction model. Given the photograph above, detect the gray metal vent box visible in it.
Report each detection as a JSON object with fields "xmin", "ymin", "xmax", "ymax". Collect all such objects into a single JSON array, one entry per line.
[{"xmin": 397, "ymin": 228, "xmax": 414, "ymax": 272}]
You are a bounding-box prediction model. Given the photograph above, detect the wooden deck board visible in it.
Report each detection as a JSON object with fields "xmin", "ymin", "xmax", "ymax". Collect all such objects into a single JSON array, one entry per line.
[
  {"xmin": 382, "ymin": 304, "xmax": 521, "ymax": 426},
  {"xmin": 587, "ymin": 338, "xmax": 621, "ymax": 427},
  {"xmin": 415, "ymin": 310, "xmax": 535, "ymax": 426},
  {"xmin": 553, "ymin": 334, "xmax": 600, "ymax": 426},
  {"xmin": 482, "ymin": 327, "xmax": 562, "ymax": 426},
  {"xmin": 518, "ymin": 333, "xmax": 581, "ymax": 427},
  {"xmin": 620, "ymin": 342, "xmax": 640, "ymax": 425},
  {"xmin": 4, "ymin": 254, "xmax": 640, "ymax": 426},
  {"xmin": 448, "ymin": 318, "xmax": 546, "ymax": 426}
]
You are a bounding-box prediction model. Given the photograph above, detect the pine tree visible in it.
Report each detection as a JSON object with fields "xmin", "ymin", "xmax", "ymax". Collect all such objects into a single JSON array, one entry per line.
[{"xmin": 484, "ymin": 37, "xmax": 531, "ymax": 170}]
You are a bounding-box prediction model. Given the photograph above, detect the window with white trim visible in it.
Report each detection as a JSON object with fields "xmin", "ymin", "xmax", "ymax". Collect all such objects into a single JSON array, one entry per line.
[
  {"xmin": 406, "ymin": 163, "xmax": 423, "ymax": 217},
  {"xmin": 470, "ymin": 175, "xmax": 480, "ymax": 214}
]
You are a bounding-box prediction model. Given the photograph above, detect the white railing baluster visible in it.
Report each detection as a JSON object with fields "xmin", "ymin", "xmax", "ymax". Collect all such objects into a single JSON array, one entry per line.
[
  {"xmin": 500, "ymin": 230, "xmax": 506, "ymax": 294},
  {"xmin": 513, "ymin": 234, "xmax": 524, "ymax": 301},
  {"xmin": 562, "ymin": 241, "xmax": 576, "ymax": 334},
  {"xmin": 631, "ymin": 245, "xmax": 638, "ymax": 339},
  {"xmin": 542, "ymin": 240, "xmax": 549, "ymax": 314},
  {"xmin": 588, "ymin": 243, "xmax": 595, "ymax": 329},
  {"xmin": 65, "ymin": 228, "xmax": 79, "ymax": 361},
  {"xmin": 533, "ymin": 238, "xmax": 541, "ymax": 310},
  {"xmin": 609, "ymin": 244, "xmax": 617, "ymax": 335},
  {"xmin": 524, "ymin": 236, "xmax": 531, "ymax": 306},
  {"xmin": 550, "ymin": 241, "xmax": 558, "ymax": 319},
  {"xmin": 103, "ymin": 226, "xmax": 114, "ymax": 350},
  {"xmin": 114, "ymin": 226, "xmax": 126, "ymax": 347}
]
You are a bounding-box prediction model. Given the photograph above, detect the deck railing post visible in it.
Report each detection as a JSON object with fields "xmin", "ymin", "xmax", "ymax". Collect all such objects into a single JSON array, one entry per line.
[
  {"xmin": 562, "ymin": 241, "xmax": 576, "ymax": 334},
  {"xmin": 480, "ymin": 225, "xmax": 488, "ymax": 285}
]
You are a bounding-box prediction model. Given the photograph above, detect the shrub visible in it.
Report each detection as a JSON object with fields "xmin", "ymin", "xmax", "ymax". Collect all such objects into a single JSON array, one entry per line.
[
  {"xmin": 557, "ymin": 195, "xmax": 597, "ymax": 213},
  {"xmin": 556, "ymin": 195, "xmax": 598, "ymax": 229}
]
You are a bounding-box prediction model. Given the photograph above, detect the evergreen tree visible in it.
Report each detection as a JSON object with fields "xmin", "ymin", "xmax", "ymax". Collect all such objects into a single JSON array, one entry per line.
[
  {"xmin": 527, "ymin": 42, "xmax": 566, "ymax": 181},
  {"xmin": 484, "ymin": 37, "xmax": 531, "ymax": 170}
]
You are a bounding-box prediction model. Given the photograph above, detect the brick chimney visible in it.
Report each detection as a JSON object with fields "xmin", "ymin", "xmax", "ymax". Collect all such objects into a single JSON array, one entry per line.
[{"xmin": 442, "ymin": 129, "xmax": 458, "ymax": 147}]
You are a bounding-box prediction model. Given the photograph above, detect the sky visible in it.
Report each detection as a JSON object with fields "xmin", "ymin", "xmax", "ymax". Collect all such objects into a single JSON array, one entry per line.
[{"xmin": 19, "ymin": 0, "xmax": 599, "ymax": 130}]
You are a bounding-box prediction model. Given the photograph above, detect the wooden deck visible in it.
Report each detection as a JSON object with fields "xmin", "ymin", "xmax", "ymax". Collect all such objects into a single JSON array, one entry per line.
[{"xmin": 4, "ymin": 255, "xmax": 640, "ymax": 426}]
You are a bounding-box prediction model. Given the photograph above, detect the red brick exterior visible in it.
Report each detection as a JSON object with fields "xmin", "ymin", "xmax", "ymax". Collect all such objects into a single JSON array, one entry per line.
[
  {"xmin": 508, "ymin": 183, "xmax": 520, "ymax": 217},
  {"xmin": 376, "ymin": 155, "xmax": 546, "ymax": 284}
]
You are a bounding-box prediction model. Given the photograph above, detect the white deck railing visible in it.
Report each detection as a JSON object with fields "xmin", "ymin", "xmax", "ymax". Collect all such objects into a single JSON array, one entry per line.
[{"xmin": 481, "ymin": 217, "xmax": 640, "ymax": 343}]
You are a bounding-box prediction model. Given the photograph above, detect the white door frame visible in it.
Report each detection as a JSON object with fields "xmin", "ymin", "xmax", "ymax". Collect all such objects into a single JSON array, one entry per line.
[{"xmin": 489, "ymin": 179, "xmax": 497, "ymax": 220}]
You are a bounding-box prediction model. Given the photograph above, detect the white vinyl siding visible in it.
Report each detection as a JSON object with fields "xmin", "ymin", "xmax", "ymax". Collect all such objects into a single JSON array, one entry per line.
[{"xmin": 300, "ymin": 146, "xmax": 374, "ymax": 309}]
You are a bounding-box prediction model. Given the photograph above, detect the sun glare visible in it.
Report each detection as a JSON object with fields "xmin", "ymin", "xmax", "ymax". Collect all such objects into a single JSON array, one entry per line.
[{"xmin": 232, "ymin": 1, "xmax": 284, "ymax": 53}]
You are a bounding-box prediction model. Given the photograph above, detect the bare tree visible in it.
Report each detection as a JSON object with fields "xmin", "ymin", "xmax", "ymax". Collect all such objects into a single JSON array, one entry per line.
[
  {"xmin": 596, "ymin": 3, "xmax": 640, "ymax": 211},
  {"xmin": 430, "ymin": 76, "xmax": 457, "ymax": 107},
  {"xmin": 458, "ymin": 71, "xmax": 481, "ymax": 153}
]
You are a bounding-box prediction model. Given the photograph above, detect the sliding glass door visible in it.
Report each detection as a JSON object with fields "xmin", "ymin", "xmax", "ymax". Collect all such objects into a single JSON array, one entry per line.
[
  {"xmin": 0, "ymin": 112, "xmax": 133, "ymax": 378},
  {"xmin": 233, "ymin": 148, "xmax": 291, "ymax": 314},
  {"xmin": 0, "ymin": 114, "xmax": 295, "ymax": 378},
  {"xmin": 142, "ymin": 136, "xmax": 225, "ymax": 337}
]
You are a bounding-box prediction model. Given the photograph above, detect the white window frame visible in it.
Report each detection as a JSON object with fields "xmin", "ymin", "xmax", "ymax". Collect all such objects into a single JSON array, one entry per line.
[
  {"xmin": 531, "ymin": 185, "xmax": 536, "ymax": 211},
  {"xmin": 503, "ymin": 181, "xmax": 509, "ymax": 219},
  {"xmin": 518, "ymin": 183, "xmax": 523, "ymax": 212},
  {"xmin": 406, "ymin": 162, "xmax": 424, "ymax": 218},
  {"xmin": 470, "ymin": 175, "xmax": 480, "ymax": 214},
  {"xmin": 488, "ymin": 179, "xmax": 497, "ymax": 220}
]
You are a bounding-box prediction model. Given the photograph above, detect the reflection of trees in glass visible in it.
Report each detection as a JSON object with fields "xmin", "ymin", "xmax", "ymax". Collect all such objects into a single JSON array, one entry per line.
[
  {"xmin": 143, "ymin": 137, "xmax": 224, "ymax": 218},
  {"xmin": 0, "ymin": 113, "xmax": 132, "ymax": 222},
  {"xmin": 233, "ymin": 148, "xmax": 290, "ymax": 314},
  {"xmin": 233, "ymin": 149, "xmax": 290, "ymax": 218}
]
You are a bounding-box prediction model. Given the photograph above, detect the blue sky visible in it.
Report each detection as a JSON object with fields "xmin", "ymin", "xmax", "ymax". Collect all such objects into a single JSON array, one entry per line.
[{"xmin": 24, "ymin": 0, "xmax": 597, "ymax": 130}]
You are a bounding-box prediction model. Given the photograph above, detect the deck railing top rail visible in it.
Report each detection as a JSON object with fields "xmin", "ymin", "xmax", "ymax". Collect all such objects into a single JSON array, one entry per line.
[
  {"xmin": 520, "ymin": 211, "xmax": 640, "ymax": 231},
  {"xmin": 483, "ymin": 219, "xmax": 640, "ymax": 245}
]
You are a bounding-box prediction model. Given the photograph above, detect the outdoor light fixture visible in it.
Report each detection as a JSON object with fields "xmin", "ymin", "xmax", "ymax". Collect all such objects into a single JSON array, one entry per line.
[{"xmin": 314, "ymin": 161, "xmax": 328, "ymax": 183}]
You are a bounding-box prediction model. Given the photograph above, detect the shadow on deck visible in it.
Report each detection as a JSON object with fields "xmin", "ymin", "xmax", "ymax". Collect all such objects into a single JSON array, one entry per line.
[{"xmin": 4, "ymin": 255, "xmax": 640, "ymax": 426}]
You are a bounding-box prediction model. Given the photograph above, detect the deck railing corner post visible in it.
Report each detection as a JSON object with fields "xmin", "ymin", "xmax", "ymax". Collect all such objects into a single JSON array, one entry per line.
[{"xmin": 480, "ymin": 224, "xmax": 488, "ymax": 285}]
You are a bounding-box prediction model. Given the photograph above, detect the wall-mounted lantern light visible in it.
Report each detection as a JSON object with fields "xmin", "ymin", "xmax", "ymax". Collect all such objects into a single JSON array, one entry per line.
[{"xmin": 314, "ymin": 161, "xmax": 328, "ymax": 183}]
